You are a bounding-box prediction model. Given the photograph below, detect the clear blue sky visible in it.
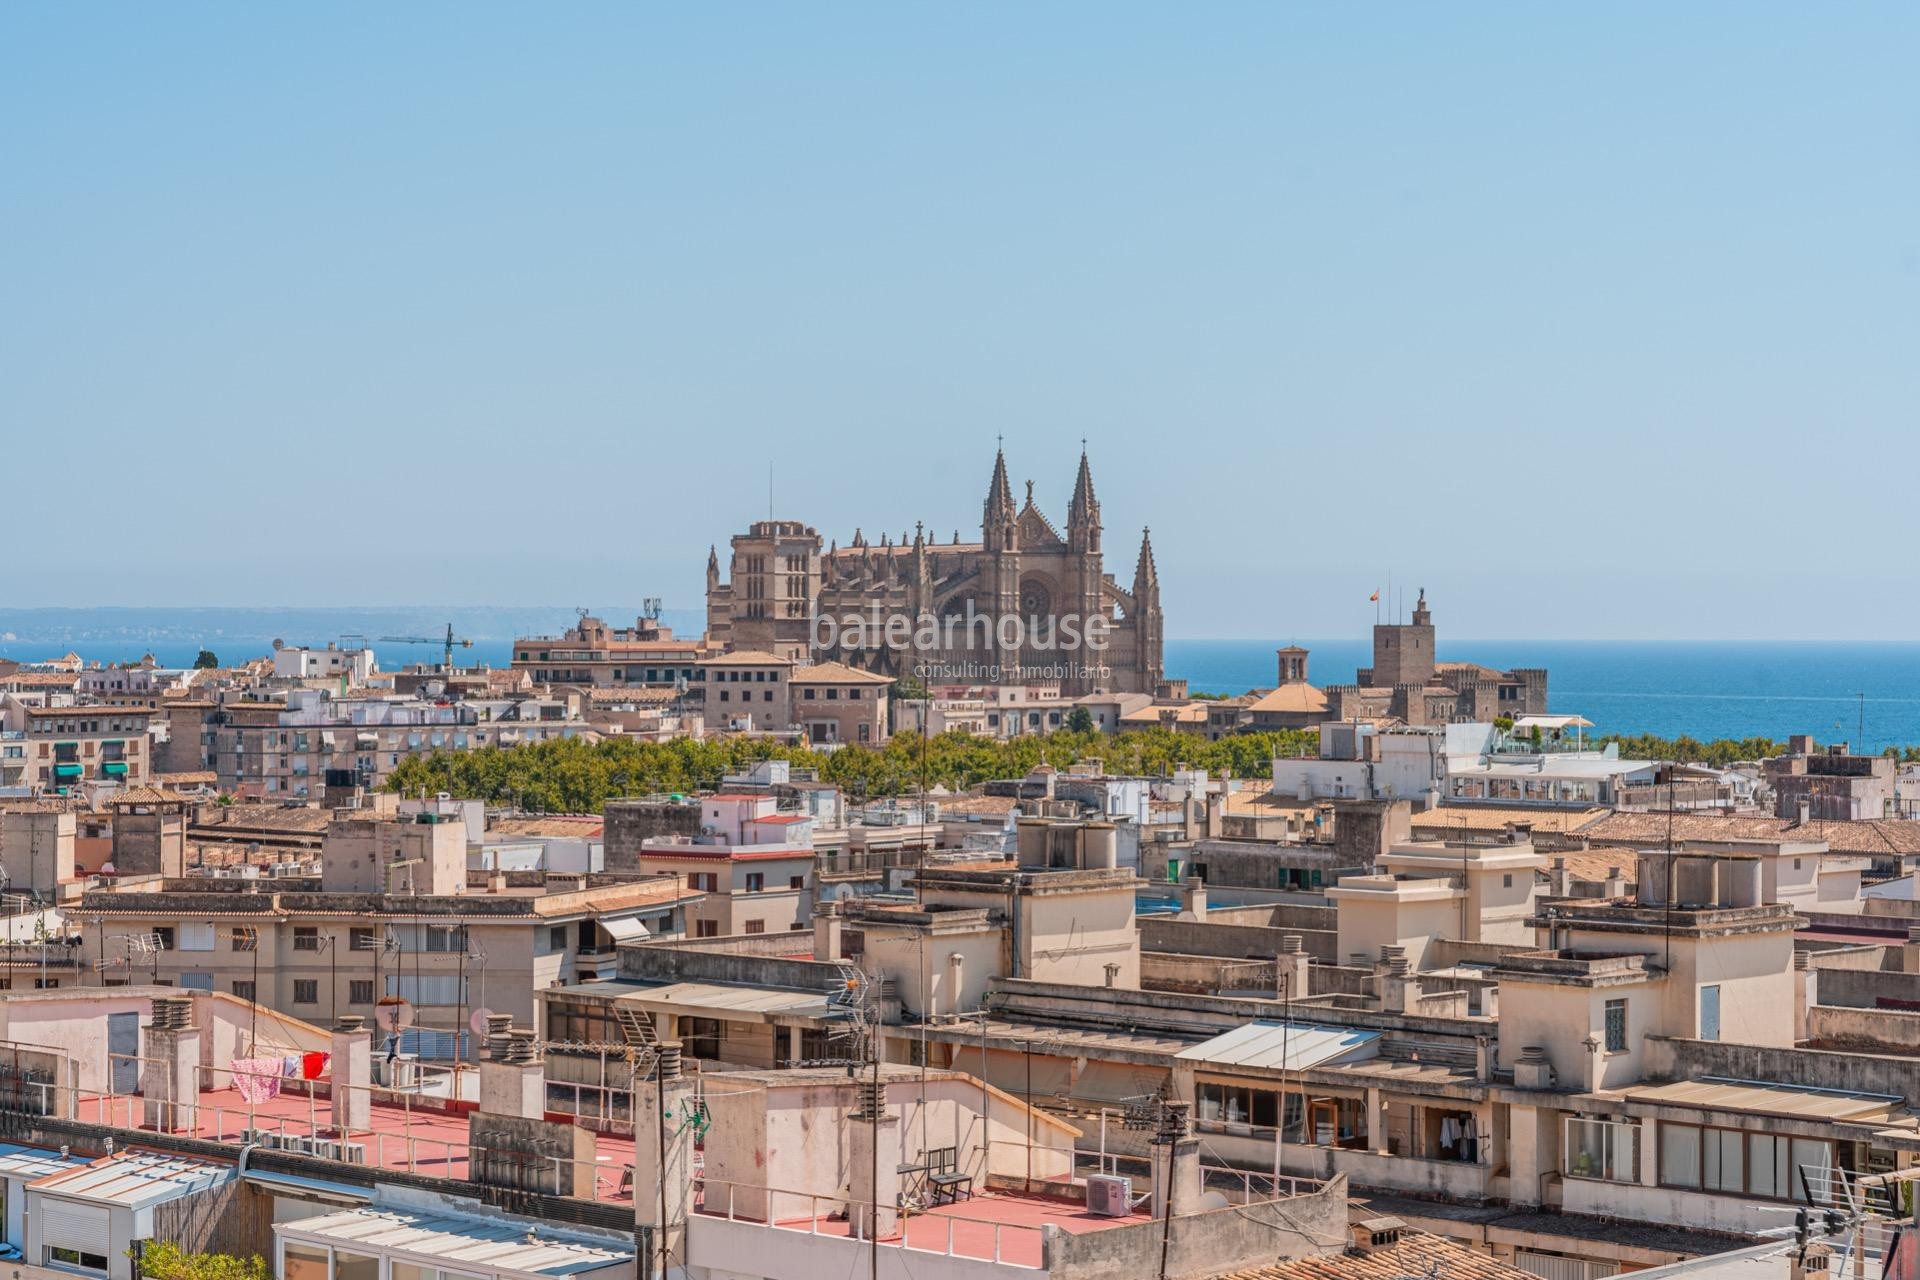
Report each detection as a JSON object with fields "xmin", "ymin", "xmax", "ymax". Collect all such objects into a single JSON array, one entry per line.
[{"xmin": 3, "ymin": 5, "xmax": 1915, "ymax": 640}]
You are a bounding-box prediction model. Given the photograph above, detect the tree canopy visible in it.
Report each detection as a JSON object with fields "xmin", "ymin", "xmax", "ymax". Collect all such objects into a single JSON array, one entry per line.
[
  {"xmin": 386, "ymin": 725, "xmax": 1319, "ymax": 812},
  {"xmin": 136, "ymin": 1242, "xmax": 270, "ymax": 1280},
  {"xmin": 193, "ymin": 649, "xmax": 219, "ymax": 669}
]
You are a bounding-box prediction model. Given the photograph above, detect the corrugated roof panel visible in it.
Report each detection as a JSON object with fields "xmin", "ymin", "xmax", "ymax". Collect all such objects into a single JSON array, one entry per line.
[
  {"xmin": 1628, "ymin": 1077, "xmax": 1904, "ymax": 1124},
  {"xmin": 1174, "ymin": 1022, "xmax": 1381, "ymax": 1072},
  {"xmin": 282, "ymin": 1208, "xmax": 632, "ymax": 1277}
]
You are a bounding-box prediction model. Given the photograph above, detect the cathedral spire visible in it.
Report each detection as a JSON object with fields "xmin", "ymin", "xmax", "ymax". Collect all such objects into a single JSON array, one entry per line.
[
  {"xmin": 983, "ymin": 443, "xmax": 1018, "ymax": 553},
  {"xmin": 705, "ymin": 544, "xmax": 720, "ymax": 589},
  {"xmin": 1068, "ymin": 445, "xmax": 1101, "ymax": 553},
  {"xmin": 1133, "ymin": 526, "xmax": 1158, "ymax": 597}
]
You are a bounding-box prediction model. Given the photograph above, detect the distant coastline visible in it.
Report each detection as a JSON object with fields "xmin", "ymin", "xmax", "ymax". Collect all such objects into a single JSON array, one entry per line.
[{"xmin": 6, "ymin": 609, "xmax": 1920, "ymax": 752}]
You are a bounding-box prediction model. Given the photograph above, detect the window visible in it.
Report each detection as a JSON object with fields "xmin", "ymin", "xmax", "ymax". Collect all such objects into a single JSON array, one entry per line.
[
  {"xmin": 790, "ymin": 875, "xmax": 805, "ymax": 889},
  {"xmin": 46, "ymin": 1246, "xmax": 110, "ymax": 1274},
  {"xmin": 350, "ymin": 927, "xmax": 375, "ymax": 951},
  {"xmin": 350, "ymin": 980, "xmax": 374, "ymax": 1004},
  {"xmin": 550, "ymin": 926, "xmax": 568, "ymax": 951},
  {"xmin": 685, "ymin": 1017, "xmax": 722, "ymax": 1058},
  {"xmin": 1700, "ymin": 985, "xmax": 1721, "ymax": 1041},
  {"xmin": 293, "ymin": 979, "xmax": 318, "ymax": 1004},
  {"xmin": 744, "ymin": 920, "xmax": 766, "ymax": 935},
  {"xmin": 745, "ymin": 872, "xmax": 765, "ymax": 893},
  {"xmin": 1563, "ymin": 1117, "xmax": 1639, "ymax": 1183},
  {"xmin": 1502, "ymin": 873, "xmax": 1514, "ymax": 888},
  {"xmin": 425, "ymin": 924, "xmax": 468, "ymax": 953},
  {"xmin": 696, "ymin": 919, "xmax": 719, "ymax": 938},
  {"xmin": 1660, "ymin": 1123, "xmax": 1831, "ymax": 1201},
  {"xmin": 232, "ymin": 980, "xmax": 256, "ymax": 1002},
  {"xmin": 1604, "ymin": 999, "xmax": 1627, "ymax": 1053},
  {"xmin": 293, "ymin": 927, "xmax": 320, "ymax": 951},
  {"xmin": 154, "ymin": 927, "xmax": 175, "ymax": 950}
]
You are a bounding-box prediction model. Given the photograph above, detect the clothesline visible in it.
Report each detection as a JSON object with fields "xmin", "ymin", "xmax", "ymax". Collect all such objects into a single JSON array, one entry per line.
[{"xmin": 230, "ymin": 1052, "xmax": 330, "ymax": 1104}]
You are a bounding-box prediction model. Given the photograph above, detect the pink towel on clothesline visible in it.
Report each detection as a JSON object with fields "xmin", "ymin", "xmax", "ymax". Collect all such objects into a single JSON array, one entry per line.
[{"xmin": 232, "ymin": 1057, "xmax": 282, "ymax": 1104}]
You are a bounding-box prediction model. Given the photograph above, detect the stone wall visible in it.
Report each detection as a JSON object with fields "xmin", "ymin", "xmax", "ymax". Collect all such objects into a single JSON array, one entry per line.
[
  {"xmin": 1049, "ymin": 1176, "xmax": 1349, "ymax": 1280},
  {"xmin": 604, "ymin": 800, "xmax": 702, "ymax": 872},
  {"xmin": 1644, "ymin": 1034, "xmax": 1920, "ymax": 1102}
]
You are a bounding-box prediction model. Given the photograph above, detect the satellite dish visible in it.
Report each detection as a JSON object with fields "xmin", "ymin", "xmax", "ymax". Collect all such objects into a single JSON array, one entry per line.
[
  {"xmin": 469, "ymin": 1007, "xmax": 496, "ymax": 1037},
  {"xmin": 376, "ymin": 996, "xmax": 416, "ymax": 1031},
  {"xmin": 1197, "ymin": 1191, "xmax": 1230, "ymax": 1212}
]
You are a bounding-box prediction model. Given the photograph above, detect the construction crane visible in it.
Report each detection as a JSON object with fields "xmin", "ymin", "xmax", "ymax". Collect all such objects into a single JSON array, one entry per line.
[{"xmin": 377, "ymin": 623, "xmax": 474, "ymax": 675}]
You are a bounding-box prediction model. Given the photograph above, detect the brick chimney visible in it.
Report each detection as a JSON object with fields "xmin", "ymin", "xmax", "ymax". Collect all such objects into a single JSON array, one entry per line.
[
  {"xmin": 1377, "ymin": 946, "xmax": 1418, "ymax": 1014},
  {"xmin": 1148, "ymin": 1100, "xmax": 1202, "ymax": 1222},
  {"xmin": 848, "ymin": 1070, "xmax": 901, "ymax": 1242},
  {"xmin": 635, "ymin": 1041, "xmax": 695, "ymax": 1264},
  {"xmin": 141, "ymin": 995, "xmax": 199, "ymax": 1132},
  {"xmin": 478, "ymin": 1015, "xmax": 544, "ymax": 1119},
  {"xmin": 1276, "ymin": 935, "xmax": 1310, "ymax": 1002},
  {"xmin": 330, "ymin": 1014, "xmax": 371, "ymax": 1132},
  {"xmin": 813, "ymin": 902, "xmax": 843, "ymax": 962}
]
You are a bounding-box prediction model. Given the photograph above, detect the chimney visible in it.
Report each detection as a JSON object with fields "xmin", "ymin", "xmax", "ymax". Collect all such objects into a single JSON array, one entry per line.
[
  {"xmin": 141, "ymin": 995, "xmax": 200, "ymax": 1132},
  {"xmin": 635, "ymin": 1041, "xmax": 695, "ymax": 1264},
  {"xmin": 947, "ymin": 952, "xmax": 966, "ymax": 1012},
  {"xmin": 1178, "ymin": 876, "xmax": 1207, "ymax": 920},
  {"xmin": 1378, "ymin": 947, "xmax": 1417, "ymax": 1014},
  {"xmin": 1796, "ymin": 797, "xmax": 1813, "ymax": 827},
  {"xmin": 1791, "ymin": 1241, "xmax": 1833, "ymax": 1280},
  {"xmin": 813, "ymin": 902, "xmax": 844, "ymax": 962},
  {"xmin": 478, "ymin": 1016, "xmax": 544, "ymax": 1119},
  {"xmin": 1349, "ymin": 1217, "xmax": 1407, "ymax": 1256},
  {"xmin": 1794, "ymin": 952, "xmax": 1818, "ymax": 1042},
  {"xmin": 330, "ymin": 1014, "xmax": 372, "ymax": 1132},
  {"xmin": 1549, "ymin": 857, "xmax": 1572, "ymax": 897},
  {"xmin": 1276, "ymin": 935, "xmax": 1310, "ymax": 1002},
  {"xmin": 1603, "ymin": 866, "xmax": 1627, "ymax": 899},
  {"xmin": 1204, "ymin": 791, "xmax": 1225, "ymax": 839},
  {"xmin": 1148, "ymin": 1101, "xmax": 1202, "ymax": 1222},
  {"xmin": 1513, "ymin": 1045, "xmax": 1555, "ymax": 1090},
  {"xmin": 1903, "ymin": 926, "xmax": 1920, "ymax": 976},
  {"xmin": 848, "ymin": 1073, "xmax": 901, "ymax": 1242}
]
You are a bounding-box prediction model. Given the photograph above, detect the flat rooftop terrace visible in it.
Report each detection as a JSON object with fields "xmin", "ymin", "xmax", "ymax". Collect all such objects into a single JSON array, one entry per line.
[
  {"xmin": 697, "ymin": 1184, "xmax": 1155, "ymax": 1269},
  {"xmin": 73, "ymin": 1086, "xmax": 640, "ymax": 1205}
]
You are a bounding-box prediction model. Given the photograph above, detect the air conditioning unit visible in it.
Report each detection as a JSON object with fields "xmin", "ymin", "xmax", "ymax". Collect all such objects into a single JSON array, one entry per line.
[
  {"xmin": 339, "ymin": 1142, "xmax": 368, "ymax": 1165},
  {"xmin": 1086, "ymin": 1175, "xmax": 1132, "ymax": 1217}
]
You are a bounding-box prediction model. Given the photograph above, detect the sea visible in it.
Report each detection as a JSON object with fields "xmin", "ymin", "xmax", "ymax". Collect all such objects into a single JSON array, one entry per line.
[{"xmin": 4, "ymin": 608, "xmax": 1919, "ymax": 752}]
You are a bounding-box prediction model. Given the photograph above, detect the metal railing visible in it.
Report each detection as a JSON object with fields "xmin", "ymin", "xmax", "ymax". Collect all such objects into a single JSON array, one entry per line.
[{"xmin": 695, "ymin": 1178, "xmax": 1046, "ymax": 1269}]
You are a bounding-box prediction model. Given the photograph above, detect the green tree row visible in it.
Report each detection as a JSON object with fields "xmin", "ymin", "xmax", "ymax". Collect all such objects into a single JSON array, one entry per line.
[{"xmin": 384, "ymin": 726, "xmax": 1320, "ymax": 813}]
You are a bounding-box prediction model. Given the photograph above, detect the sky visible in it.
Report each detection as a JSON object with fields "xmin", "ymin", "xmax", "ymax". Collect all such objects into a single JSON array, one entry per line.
[{"xmin": 2, "ymin": 5, "xmax": 1916, "ymax": 640}]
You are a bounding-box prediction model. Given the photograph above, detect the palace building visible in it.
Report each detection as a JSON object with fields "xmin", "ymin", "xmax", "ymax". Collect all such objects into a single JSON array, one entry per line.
[{"xmin": 705, "ymin": 448, "xmax": 1166, "ymax": 695}]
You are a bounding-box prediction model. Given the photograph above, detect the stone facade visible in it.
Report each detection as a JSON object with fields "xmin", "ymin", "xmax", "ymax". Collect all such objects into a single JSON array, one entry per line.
[{"xmin": 706, "ymin": 449, "xmax": 1165, "ymax": 695}]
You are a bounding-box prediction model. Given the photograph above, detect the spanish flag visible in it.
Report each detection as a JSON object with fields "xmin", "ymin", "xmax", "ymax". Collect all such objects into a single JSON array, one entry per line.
[{"xmin": 1369, "ymin": 590, "xmax": 1380, "ymax": 602}]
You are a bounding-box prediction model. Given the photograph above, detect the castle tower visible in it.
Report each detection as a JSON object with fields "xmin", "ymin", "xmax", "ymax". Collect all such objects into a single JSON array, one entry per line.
[{"xmin": 1371, "ymin": 588, "xmax": 1436, "ymax": 689}]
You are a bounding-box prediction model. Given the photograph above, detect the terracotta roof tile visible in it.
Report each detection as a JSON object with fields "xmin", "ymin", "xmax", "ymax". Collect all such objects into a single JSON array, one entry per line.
[{"xmin": 1221, "ymin": 1231, "xmax": 1535, "ymax": 1280}]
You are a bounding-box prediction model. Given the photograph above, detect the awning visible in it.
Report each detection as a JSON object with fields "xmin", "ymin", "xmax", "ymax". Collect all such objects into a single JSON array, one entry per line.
[
  {"xmin": 53, "ymin": 764, "xmax": 82, "ymax": 779},
  {"xmin": 242, "ymin": 1169, "xmax": 373, "ymax": 1207},
  {"xmin": 102, "ymin": 763, "xmax": 128, "ymax": 777},
  {"xmin": 1626, "ymin": 1077, "xmax": 1905, "ymax": 1124},
  {"xmin": 1175, "ymin": 1022, "xmax": 1381, "ymax": 1073},
  {"xmin": 598, "ymin": 916, "xmax": 650, "ymax": 943},
  {"xmin": 615, "ymin": 982, "xmax": 830, "ymax": 1024}
]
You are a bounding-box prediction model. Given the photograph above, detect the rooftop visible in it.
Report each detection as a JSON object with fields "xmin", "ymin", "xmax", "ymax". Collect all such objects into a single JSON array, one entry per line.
[
  {"xmin": 283, "ymin": 1205, "xmax": 633, "ymax": 1277},
  {"xmin": 1220, "ymin": 1229, "xmax": 1536, "ymax": 1280}
]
